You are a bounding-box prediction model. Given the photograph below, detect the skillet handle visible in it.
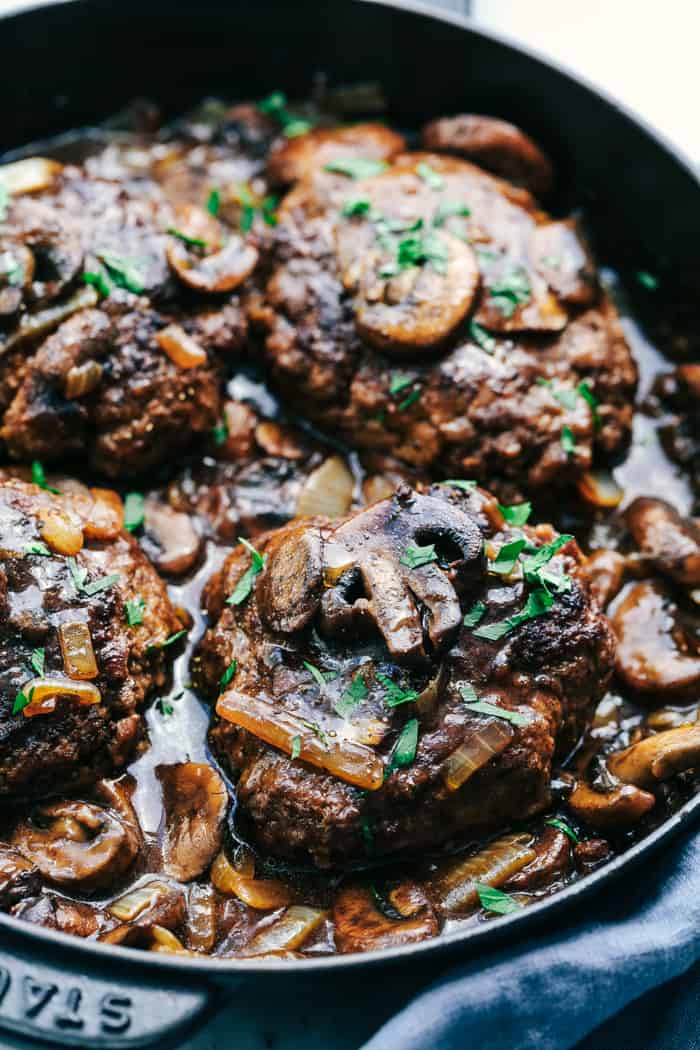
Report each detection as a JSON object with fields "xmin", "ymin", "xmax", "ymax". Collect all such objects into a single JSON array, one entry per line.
[{"xmin": 0, "ymin": 924, "xmax": 219, "ymax": 1049}]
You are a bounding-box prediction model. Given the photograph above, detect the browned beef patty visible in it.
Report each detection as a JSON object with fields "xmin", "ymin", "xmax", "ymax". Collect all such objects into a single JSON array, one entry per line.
[{"xmin": 197, "ymin": 484, "xmax": 615, "ymax": 867}]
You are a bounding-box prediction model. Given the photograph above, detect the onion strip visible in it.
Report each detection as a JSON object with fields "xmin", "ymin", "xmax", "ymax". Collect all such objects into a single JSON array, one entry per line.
[
  {"xmin": 432, "ymin": 833, "xmax": 536, "ymax": 914},
  {"xmin": 442, "ymin": 720, "xmax": 514, "ymax": 790}
]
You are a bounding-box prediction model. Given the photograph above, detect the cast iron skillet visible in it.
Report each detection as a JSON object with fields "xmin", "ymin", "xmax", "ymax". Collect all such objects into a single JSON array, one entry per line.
[{"xmin": 0, "ymin": 0, "xmax": 699, "ymax": 1046}]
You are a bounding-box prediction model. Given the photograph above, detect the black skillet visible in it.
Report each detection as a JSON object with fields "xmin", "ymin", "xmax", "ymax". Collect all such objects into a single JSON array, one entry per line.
[{"xmin": 0, "ymin": 1, "xmax": 699, "ymax": 1046}]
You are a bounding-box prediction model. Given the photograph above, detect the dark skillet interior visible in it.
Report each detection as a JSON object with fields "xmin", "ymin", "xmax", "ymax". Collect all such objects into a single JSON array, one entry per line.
[{"xmin": 0, "ymin": 0, "xmax": 699, "ymax": 984}]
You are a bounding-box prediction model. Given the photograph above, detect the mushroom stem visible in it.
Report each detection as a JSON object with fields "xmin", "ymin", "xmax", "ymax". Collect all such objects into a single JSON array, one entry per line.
[{"xmin": 608, "ymin": 726, "xmax": 700, "ymax": 789}]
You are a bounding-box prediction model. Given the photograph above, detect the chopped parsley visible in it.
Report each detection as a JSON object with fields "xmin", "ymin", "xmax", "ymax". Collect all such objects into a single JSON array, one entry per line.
[
  {"xmin": 334, "ymin": 673, "xmax": 368, "ymax": 718},
  {"xmin": 537, "ymin": 378, "xmax": 600, "ymax": 429},
  {"xmin": 461, "ymin": 690, "xmax": 531, "ymax": 726},
  {"xmin": 434, "ymin": 200, "xmax": 471, "ymax": 226},
  {"xmin": 381, "ymin": 232, "xmax": 448, "ymax": 277},
  {"xmin": 300, "ymin": 718, "xmax": 329, "ymax": 747},
  {"xmin": 476, "ymin": 882, "xmax": 521, "ymax": 915},
  {"xmin": 283, "ymin": 119, "xmax": 313, "ymax": 138},
  {"xmin": 31, "ymin": 460, "xmax": 60, "ymax": 495},
  {"xmin": 463, "ymin": 601, "xmax": 486, "ymax": 627},
  {"xmin": 490, "ymin": 538, "xmax": 527, "ymax": 575},
  {"xmin": 227, "ymin": 538, "xmax": 266, "ymax": 606},
  {"xmin": 212, "ymin": 420, "xmax": 229, "ymax": 445},
  {"xmin": 377, "ymin": 673, "xmax": 419, "ymax": 707},
  {"xmin": 440, "ymin": 479, "xmax": 477, "ymax": 492},
  {"xmin": 387, "ymin": 718, "xmax": 419, "ymax": 772},
  {"xmin": 219, "ymin": 659, "xmax": 237, "ymax": 693},
  {"xmin": 206, "ymin": 188, "xmax": 220, "ymax": 217},
  {"xmin": 521, "ymin": 535, "xmax": 572, "ymax": 585},
  {"xmin": 257, "ymin": 91, "xmax": 315, "ymax": 138},
  {"xmin": 397, "ymin": 387, "xmax": 422, "ymax": 412},
  {"xmin": 123, "ymin": 492, "xmax": 145, "ymax": 533},
  {"xmin": 342, "ymin": 198, "xmax": 371, "ymax": 218},
  {"xmin": 24, "ymin": 542, "xmax": 51, "ymax": 557},
  {"xmin": 96, "ymin": 251, "xmax": 146, "ymax": 294},
  {"xmin": 561, "ymin": 425, "xmax": 577, "ymax": 456},
  {"xmin": 303, "ymin": 660, "xmax": 337, "ymax": 687},
  {"xmin": 498, "ymin": 502, "xmax": 531, "ymax": 526},
  {"xmin": 488, "ymin": 267, "xmax": 531, "ymax": 317},
  {"xmin": 167, "ymin": 227, "xmax": 207, "ymax": 249},
  {"xmin": 323, "ymin": 157, "xmax": 388, "ymax": 180},
  {"xmin": 83, "ymin": 270, "xmax": 112, "ymax": 297},
  {"xmin": 389, "ymin": 371, "xmax": 414, "ymax": 396},
  {"xmin": 400, "ymin": 543, "xmax": 438, "ymax": 570},
  {"xmin": 636, "ymin": 270, "xmax": 659, "ymax": 291},
  {"xmin": 578, "ymin": 380, "xmax": 601, "ymax": 430},
  {"xmin": 12, "ymin": 687, "xmax": 34, "ymax": 715},
  {"xmin": 82, "ymin": 574, "xmax": 121, "ymax": 597},
  {"xmin": 157, "ymin": 697, "xmax": 174, "ymax": 717},
  {"xmin": 416, "ymin": 161, "xmax": 444, "ymax": 190},
  {"xmin": 545, "ymin": 817, "xmax": 579, "ymax": 843},
  {"xmin": 150, "ymin": 629, "xmax": 188, "ymax": 653},
  {"xmin": 291, "ymin": 735, "xmax": 302, "ymax": 760},
  {"xmin": 469, "ymin": 320, "xmax": 496, "ymax": 354},
  {"xmin": 125, "ymin": 596, "xmax": 146, "ymax": 627},
  {"xmin": 30, "ymin": 648, "xmax": 45, "ymax": 677},
  {"xmin": 67, "ymin": 557, "xmax": 88, "ymax": 591},
  {"xmin": 473, "ymin": 587, "xmax": 554, "ymax": 641}
]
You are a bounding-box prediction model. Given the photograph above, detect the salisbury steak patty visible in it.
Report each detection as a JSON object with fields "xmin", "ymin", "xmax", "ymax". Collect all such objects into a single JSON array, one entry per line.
[
  {"xmin": 0, "ymin": 478, "xmax": 182, "ymax": 798},
  {"xmin": 249, "ymin": 150, "xmax": 636, "ymax": 490},
  {"xmin": 197, "ymin": 484, "xmax": 615, "ymax": 867},
  {"xmin": 0, "ymin": 162, "xmax": 249, "ymax": 475}
]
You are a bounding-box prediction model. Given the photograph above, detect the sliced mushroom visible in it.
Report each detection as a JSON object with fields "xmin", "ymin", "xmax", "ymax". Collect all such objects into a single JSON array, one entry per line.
[
  {"xmin": 157, "ymin": 762, "xmax": 228, "ymax": 882},
  {"xmin": 167, "ymin": 233, "xmax": 258, "ymax": 293},
  {"xmin": 333, "ymin": 883, "xmax": 438, "ymax": 954},
  {"xmin": 257, "ymin": 524, "xmax": 324, "ymax": 634},
  {"xmin": 612, "ymin": 581, "xmax": 700, "ymax": 697},
  {"xmin": 141, "ymin": 497, "xmax": 203, "ymax": 576},
  {"xmin": 567, "ymin": 779, "xmax": 655, "ymax": 830},
  {"xmin": 11, "ymin": 799, "xmax": 140, "ymax": 892},
  {"xmin": 503, "ymin": 827, "xmax": 571, "ymax": 891},
  {"xmin": 0, "ymin": 843, "xmax": 41, "ymax": 910},
  {"xmin": 530, "ymin": 220, "xmax": 597, "ymax": 305},
  {"xmin": 295, "ymin": 456, "xmax": 355, "ymax": 519},
  {"xmin": 421, "ymin": 114, "xmax": 553, "ymax": 197},
  {"xmin": 582, "ymin": 548, "xmax": 627, "ymax": 609},
  {"xmin": 626, "ymin": 497, "xmax": 700, "ymax": 587},
  {"xmin": 0, "ymin": 284, "xmax": 98, "ymax": 356},
  {"xmin": 13, "ymin": 894, "xmax": 112, "ymax": 938},
  {"xmin": 0, "ymin": 157, "xmax": 63, "ymax": 195},
  {"xmin": 267, "ymin": 122, "xmax": 405, "ymax": 185},
  {"xmin": 608, "ymin": 726, "xmax": 700, "ymax": 789}
]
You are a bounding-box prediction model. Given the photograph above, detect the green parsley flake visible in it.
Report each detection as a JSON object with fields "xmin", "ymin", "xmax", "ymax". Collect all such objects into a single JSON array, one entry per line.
[
  {"xmin": 82, "ymin": 270, "xmax": 112, "ymax": 297},
  {"xmin": 283, "ymin": 119, "xmax": 312, "ymax": 138},
  {"xmin": 258, "ymin": 90, "xmax": 287, "ymax": 115},
  {"xmin": 291, "ymin": 735, "xmax": 302, "ymax": 760},
  {"xmin": 490, "ymin": 538, "xmax": 527, "ymax": 575},
  {"xmin": 323, "ymin": 157, "xmax": 388, "ymax": 179},
  {"xmin": 300, "ymin": 719, "xmax": 329, "ymax": 747},
  {"xmin": 207, "ymin": 188, "xmax": 221, "ymax": 216},
  {"xmin": 31, "ymin": 460, "xmax": 60, "ymax": 494},
  {"xmin": 12, "ymin": 687, "xmax": 34, "ymax": 715},
  {"xmin": 461, "ymin": 691, "xmax": 531, "ymax": 726},
  {"xmin": 473, "ymin": 587, "xmax": 554, "ymax": 641},
  {"xmin": 152, "ymin": 629, "xmax": 188, "ymax": 652},
  {"xmin": 82, "ymin": 574, "xmax": 121, "ymax": 597},
  {"xmin": 24, "ymin": 542, "xmax": 51, "ymax": 557},
  {"xmin": 219, "ymin": 659, "xmax": 237, "ymax": 693},
  {"xmin": 227, "ymin": 538, "xmax": 266, "ymax": 606},
  {"xmin": 67, "ymin": 557, "xmax": 88, "ymax": 591},
  {"xmin": 561, "ymin": 425, "xmax": 577, "ymax": 456},
  {"xmin": 167, "ymin": 227, "xmax": 207, "ymax": 249},
  {"xmin": 377, "ymin": 673, "xmax": 419, "ymax": 707},
  {"xmin": 334, "ymin": 673, "xmax": 368, "ymax": 718},
  {"xmin": 303, "ymin": 660, "xmax": 336, "ymax": 687},
  {"xmin": 416, "ymin": 161, "xmax": 444, "ymax": 190},
  {"xmin": 489, "ymin": 267, "xmax": 531, "ymax": 317},
  {"xmin": 388, "ymin": 718, "xmax": 419, "ymax": 771},
  {"xmin": 389, "ymin": 372, "xmax": 414, "ymax": 396},
  {"xmin": 636, "ymin": 270, "xmax": 659, "ymax": 291},
  {"xmin": 157, "ymin": 697, "xmax": 175, "ymax": 717},
  {"xmin": 30, "ymin": 648, "xmax": 45, "ymax": 677},
  {"xmin": 97, "ymin": 251, "xmax": 146, "ymax": 294},
  {"xmin": 212, "ymin": 421, "xmax": 229, "ymax": 445},
  {"xmin": 498, "ymin": 502, "xmax": 532, "ymax": 526},
  {"xmin": 123, "ymin": 492, "xmax": 145, "ymax": 533},
  {"xmin": 545, "ymin": 817, "xmax": 580, "ymax": 843},
  {"xmin": 400, "ymin": 543, "xmax": 438, "ymax": 570},
  {"xmin": 125, "ymin": 597, "xmax": 146, "ymax": 627},
  {"xmin": 578, "ymin": 380, "xmax": 601, "ymax": 430},
  {"xmin": 463, "ymin": 601, "xmax": 486, "ymax": 627},
  {"xmin": 434, "ymin": 200, "xmax": 471, "ymax": 226},
  {"xmin": 469, "ymin": 320, "xmax": 496, "ymax": 354},
  {"xmin": 440, "ymin": 479, "xmax": 477, "ymax": 493},
  {"xmin": 342, "ymin": 198, "xmax": 371, "ymax": 218},
  {"xmin": 476, "ymin": 882, "xmax": 521, "ymax": 915},
  {"xmin": 397, "ymin": 387, "xmax": 422, "ymax": 412}
]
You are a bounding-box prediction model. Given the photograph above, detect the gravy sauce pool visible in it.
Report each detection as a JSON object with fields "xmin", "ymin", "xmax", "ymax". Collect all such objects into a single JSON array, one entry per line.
[{"xmin": 2, "ymin": 103, "xmax": 699, "ymax": 961}]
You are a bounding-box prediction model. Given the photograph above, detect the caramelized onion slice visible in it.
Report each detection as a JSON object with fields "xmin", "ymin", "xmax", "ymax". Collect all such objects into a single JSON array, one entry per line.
[
  {"xmin": 83, "ymin": 488, "xmax": 123, "ymax": 540},
  {"xmin": 0, "ymin": 157, "xmax": 62, "ymax": 194},
  {"xmin": 577, "ymin": 471, "xmax": 624, "ymax": 509},
  {"xmin": 58, "ymin": 622, "xmax": 98, "ymax": 680},
  {"xmin": 431, "ymin": 833, "xmax": 536, "ymax": 914},
  {"xmin": 210, "ymin": 850, "xmax": 291, "ymax": 910},
  {"xmin": 37, "ymin": 505, "xmax": 84, "ymax": 556},
  {"xmin": 64, "ymin": 360, "xmax": 103, "ymax": 399},
  {"xmin": 239, "ymin": 906, "xmax": 326, "ymax": 956},
  {"xmin": 216, "ymin": 690, "xmax": 384, "ymax": 790},
  {"xmin": 109, "ymin": 881, "xmax": 174, "ymax": 922},
  {"xmin": 155, "ymin": 324, "xmax": 208, "ymax": 369},
  {"xmin": 21, "ymin": 676, "xmax": 101, "ymax": 718},
  {"xmin": 186, "ymin": 883, "xmax": 217, "ymax": 952},
  {"xmin": 295, "ymin": 456, "xmax": 355, "ymax": 519},
  {"xmin": 443, "ymin": 720, "xmax": 514, "ymax": 790}
]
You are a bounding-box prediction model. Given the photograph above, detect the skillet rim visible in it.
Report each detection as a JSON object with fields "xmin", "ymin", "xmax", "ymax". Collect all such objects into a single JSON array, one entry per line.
[{"xmin": 0, "ymin": 0, "xmax": 698, "ymax": 978}]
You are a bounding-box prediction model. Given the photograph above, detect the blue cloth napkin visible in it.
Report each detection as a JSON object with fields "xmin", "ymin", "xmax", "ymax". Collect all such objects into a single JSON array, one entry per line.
[{"xmin": 361, "ymin": 824, "xmax": 700, "ymax": 1050}]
